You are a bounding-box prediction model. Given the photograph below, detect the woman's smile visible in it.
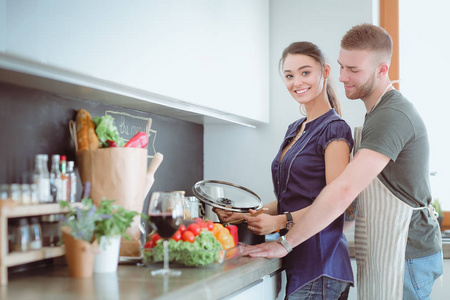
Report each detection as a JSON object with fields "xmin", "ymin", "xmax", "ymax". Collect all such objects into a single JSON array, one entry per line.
[{"xmin": 295, "ymin": 88, "xmax": 310, "ymax": 95}]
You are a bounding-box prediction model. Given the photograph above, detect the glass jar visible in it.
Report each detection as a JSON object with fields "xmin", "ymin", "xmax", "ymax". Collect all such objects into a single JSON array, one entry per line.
[
  {"xmin": 13, "ymin": 218, "xmax": 30, "ymax": 252},
  {"xmin": 8, "ymin": 219, "xmax": 16, "ymax": 253},
  {"xmin": 41, "ymin": 214, "xmax": 61, "ymax": 247},
  {"xmin": 0, "ymin": 184, "xmax": 9, "ymax": 200},
  {"xmin": 29, "ymin": 217, "xmax": 43, "ymax": 250},
  {"xmin": 21, "ymin": 184, "xmax": 31, "ymax": 205},
  {"xmin": 30, "ymin": 183, "xmax": 39, "ymax": 204},
  {"xmin": 184, "ymin": 196, "xmax": 201, "ymax": 219},
  {"xmin": 10, "ymin": 184, "xmax": 21, "ymax": 203}
]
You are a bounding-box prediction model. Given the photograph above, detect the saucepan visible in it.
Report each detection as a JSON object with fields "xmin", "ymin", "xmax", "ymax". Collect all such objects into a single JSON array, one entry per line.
[{"xmin": 192, "ymin": 180, "xmax": 266, "ymax": 245}]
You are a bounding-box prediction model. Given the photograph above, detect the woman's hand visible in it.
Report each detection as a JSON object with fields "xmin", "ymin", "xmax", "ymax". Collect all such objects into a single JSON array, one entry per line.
[
  {"xmin": 243, "ymin": 242, "xmax": 289, "ymax": 258},
  {"xmin": 212, "ymin": 207, "xmax": 245, "ymax": 223},
  {"xmin": 244, "ymin": 209, "xmax": 284, "ymax": 235}
]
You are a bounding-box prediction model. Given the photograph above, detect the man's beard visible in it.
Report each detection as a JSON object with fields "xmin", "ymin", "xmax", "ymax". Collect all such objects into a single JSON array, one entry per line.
[{"xmin": 345, "ymin": 73, "xmax": 375, "ymax": 100}]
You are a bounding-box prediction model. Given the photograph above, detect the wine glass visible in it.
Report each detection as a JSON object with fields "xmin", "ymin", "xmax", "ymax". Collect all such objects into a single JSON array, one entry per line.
[{"xmin": 148, "ymin": 191, "xmax": 184, "ymax": 276}]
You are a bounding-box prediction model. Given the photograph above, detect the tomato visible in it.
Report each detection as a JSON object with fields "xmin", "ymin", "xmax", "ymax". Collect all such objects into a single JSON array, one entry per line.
[
  {"xmin": 172, "ymin": 230, "xmax": 181, "ymax": 241},
  {"xmin": 212, "ymin": 223, "xmax": 224, "ymax": 237},
  {"xmin": 217, "ymin": 228, "xmax": 234, "ymax": 250},
  {"xmin": 206, "ymin": 220, "xmax": 214, "ymax": 231},
  {"xmin": 144, "ymin": 240, "xmax": 155, "ymax": 249},
  {"xmin": 187, "ymin": 223, "xmax": 201, "ymax": 236},
  {"xmin": 198, "ymin": 221, "xmax": 208, "ymax": 230},
  {"xmin": 182, "ymin": 231, "xmax": 195, "ymax": 243},
  {"xmin": 178, "ymin": 224, "xmax": 186, "ymax": 233},
  {"xmin": 150, "ymin": 233, "xmax": 161, "ymax": 243}
]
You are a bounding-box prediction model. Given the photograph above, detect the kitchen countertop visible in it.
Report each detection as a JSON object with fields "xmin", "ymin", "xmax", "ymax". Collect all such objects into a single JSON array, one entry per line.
[{"xmin": 0, "ymin": 257, "xmax": 282, "ymax": 300}]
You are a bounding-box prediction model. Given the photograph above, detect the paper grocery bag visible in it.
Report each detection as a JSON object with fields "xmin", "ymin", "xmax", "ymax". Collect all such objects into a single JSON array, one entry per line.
[{"xmin": 76, "ymin": 147, "xmax": 147, "ymax": 257}]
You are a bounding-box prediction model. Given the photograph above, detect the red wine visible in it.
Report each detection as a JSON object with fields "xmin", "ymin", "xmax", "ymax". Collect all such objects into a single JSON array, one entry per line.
[{"xmin": 150, "ymin": 213, "xmax": 181, "ymax": 238}]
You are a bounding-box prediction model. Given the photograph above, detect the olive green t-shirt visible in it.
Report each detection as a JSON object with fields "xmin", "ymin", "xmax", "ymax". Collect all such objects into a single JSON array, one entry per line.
[{"xmin": 360, "ymin": 90, "xmax": 441, "ymax": 259}]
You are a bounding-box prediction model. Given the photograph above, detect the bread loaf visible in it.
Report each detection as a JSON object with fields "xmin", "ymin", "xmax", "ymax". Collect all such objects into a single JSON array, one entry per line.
[{"xmin": 76, "ymin": 109, "xmax": 99, "ymax": 151}]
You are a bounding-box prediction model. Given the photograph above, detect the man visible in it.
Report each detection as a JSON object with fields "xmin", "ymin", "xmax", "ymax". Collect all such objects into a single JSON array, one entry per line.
[{"xmin": 245, "ymin": 24, "xmax": 443, "ymax": 299}]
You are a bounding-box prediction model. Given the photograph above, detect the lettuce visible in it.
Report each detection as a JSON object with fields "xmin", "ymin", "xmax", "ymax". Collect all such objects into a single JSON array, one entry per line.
[
  {"xmin": 93, "ymin": 115, "xmax": 125, "ymax": 147},
  {"xmin": 144, "ymin": 231, "xmax": 223, "ymax": 266}
]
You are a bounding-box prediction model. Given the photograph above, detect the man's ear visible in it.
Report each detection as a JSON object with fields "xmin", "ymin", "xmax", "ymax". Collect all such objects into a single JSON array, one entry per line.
[{"xmin": 378, "ymin": 64, "xmax": 389, "ymax": 77}]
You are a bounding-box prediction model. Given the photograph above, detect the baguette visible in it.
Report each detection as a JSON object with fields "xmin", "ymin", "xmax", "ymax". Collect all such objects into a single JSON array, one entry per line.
[{"xmin": 76, "ymin": 109, "xmax": 99, "ymax": 151}]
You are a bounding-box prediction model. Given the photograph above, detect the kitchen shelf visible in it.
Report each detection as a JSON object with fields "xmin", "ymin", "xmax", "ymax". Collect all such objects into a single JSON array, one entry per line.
[
  {"xmin": 5, "ymin": 247, "xmax": 65, "ymax": 267},
  {"xmin": 1, "ymin": 203, "xmax": 73, "ymax": 218},
  {"xmin": 0, "ymin": 201, "xmax": 80, "ymax": 286}
]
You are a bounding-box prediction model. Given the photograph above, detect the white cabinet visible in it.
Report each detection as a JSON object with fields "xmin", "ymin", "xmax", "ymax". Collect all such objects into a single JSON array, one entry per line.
[
  {"xmin": 0, "ymin": 1, "xmax": 269, "ymax": 126},
  {"xmin": 225, "ymin": 270, "xmax": 285, "ymax": 300}
]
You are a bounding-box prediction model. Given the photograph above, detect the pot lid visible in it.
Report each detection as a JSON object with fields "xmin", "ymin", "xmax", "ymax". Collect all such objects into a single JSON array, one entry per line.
[{"xmin": 192, "ymin": 180, "xmax": 262, "ymax": 213}]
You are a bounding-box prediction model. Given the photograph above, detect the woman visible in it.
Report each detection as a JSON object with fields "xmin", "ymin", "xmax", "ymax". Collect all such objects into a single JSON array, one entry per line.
[{"xmin": 214, "ymin": 42, "xmax": 354, "ymax": 299}]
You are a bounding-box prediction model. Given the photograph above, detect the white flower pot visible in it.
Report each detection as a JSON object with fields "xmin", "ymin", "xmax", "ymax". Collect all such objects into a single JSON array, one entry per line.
[{"xmin": 94, "ymin": 235, "xmax": 121, "ymax": 273}]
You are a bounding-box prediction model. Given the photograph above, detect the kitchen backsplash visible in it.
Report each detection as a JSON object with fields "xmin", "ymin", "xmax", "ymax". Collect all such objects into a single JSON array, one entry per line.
[{"xmin": 0, "ymin": 81, "xmax": 203, "ymax": 211}]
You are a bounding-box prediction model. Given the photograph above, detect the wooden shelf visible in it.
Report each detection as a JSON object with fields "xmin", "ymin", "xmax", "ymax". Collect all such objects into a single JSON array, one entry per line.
[
  {"xmin": 1, "ymin": 203, "xmax": 71, "ymax": 218},
  {"xmin": 5, "ymin": 247, "xmax": 65, "ymax": 267},
  {"xmin": 0, "ymin": 202, "xmax": 80, "ymax": 285}
]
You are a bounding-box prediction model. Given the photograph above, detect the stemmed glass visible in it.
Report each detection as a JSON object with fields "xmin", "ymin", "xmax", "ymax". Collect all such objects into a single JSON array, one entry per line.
[{"xmin": 148, "ymin": 191, "xmax": 184, "ymax": 276}]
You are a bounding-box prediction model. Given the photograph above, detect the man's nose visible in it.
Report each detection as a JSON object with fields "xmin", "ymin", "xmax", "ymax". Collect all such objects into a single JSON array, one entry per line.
[{"xmin": 339, "ymin": 69, "xmax": 349, "ymax": 83}]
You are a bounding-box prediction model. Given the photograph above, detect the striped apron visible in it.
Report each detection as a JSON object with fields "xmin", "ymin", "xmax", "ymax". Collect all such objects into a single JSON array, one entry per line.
[{"xmin": 353, "ymin": 127, "xmax": 439, "ymax": 300}]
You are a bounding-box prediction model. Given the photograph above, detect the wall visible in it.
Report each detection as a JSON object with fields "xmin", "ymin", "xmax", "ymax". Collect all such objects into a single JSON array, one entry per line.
[
  {"xmin": 399, "ymin": 0, "xmax": 450, "ymax": 210},
  {"xmin": 0, "ymin": 0, "xmax": 269, "ymax": 123},
  {"xmin": 204, "ymin": 0, "xmax": 371, "ymax": 203},
  {"xmin": 0, "ymin": 81, "xmax": 204, "ymax": 210}
]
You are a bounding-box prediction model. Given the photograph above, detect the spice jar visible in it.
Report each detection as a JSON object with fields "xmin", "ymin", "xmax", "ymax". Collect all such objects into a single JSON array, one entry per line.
[
  {"xmin": 41, "ymin": 214, "xmax": 61, "ymax": 247},
  {"xmin": 29, "ymin": 217, "xmax": 43, "ymax": 250},
  {"xmin": 0, "ymin": 184, "xmax": 9, "ymax": 200},
  {"xmin": 10, "ymin": 184, "xmax": 21, "ymax": 203},
  {"xmin": 8, "ymin": 219, "xmax": 16, "ymax": 253},
  {"xmin": 21, "ymin": 184, "xmax": 31, "ymax": 205},
  {"xmin": 30, "ymin": 184, "xmax": 39, "ymax": 204}
]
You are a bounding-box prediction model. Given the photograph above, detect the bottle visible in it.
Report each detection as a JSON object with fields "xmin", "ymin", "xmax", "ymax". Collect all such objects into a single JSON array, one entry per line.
[
  {"xmin": 29, "ymin": 217, "xmax": 43, "ymax": 250},
  {"xmin": 13, "ymin": 218, "xmax": 30, "ymax": 252},
  {"xmin": 59, "ymin": 155, "xmax": 68, "ymax": 202},
  {"xmin": 67, "ymin": 161, "xmax": 77, "ymax": 203},
  {"xmin": 50, "ymin": 155, "xmax": 62, "ymax": 203},
  {"xmin": 33, "ymin": 154, "xmax": 50, "ymax": 203}
]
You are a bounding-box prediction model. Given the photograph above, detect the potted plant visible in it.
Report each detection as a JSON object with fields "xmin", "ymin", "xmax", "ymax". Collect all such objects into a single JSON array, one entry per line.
[
  {"xmin": 60, "ymin": 198, "xmax": 105, "ymax": 278},
  {"xmin": 92, "ymin": 199, "xmax": 139, "ymax": 273},
  {"xmin": 431, "ymin": 198, "xmax": 443, "ymax": 229}
]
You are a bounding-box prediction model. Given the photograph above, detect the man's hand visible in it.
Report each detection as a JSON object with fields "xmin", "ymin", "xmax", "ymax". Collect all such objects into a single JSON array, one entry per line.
[{"xmin": 242, "ymin": 241, "xmax": 289, "ymax": 258}]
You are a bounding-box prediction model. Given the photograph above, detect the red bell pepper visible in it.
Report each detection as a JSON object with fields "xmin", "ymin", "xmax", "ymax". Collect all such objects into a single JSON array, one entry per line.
[
  {"xmin": 124, "ymin": 132, "xmax": 148, "ymax": 148},
  {"xmin": 225, "ymin": 224, "xmax": 238, "ymax": 246},
  {"xmin": 106, "ymin": 139, "xmax": 118, "ymax": 147}
]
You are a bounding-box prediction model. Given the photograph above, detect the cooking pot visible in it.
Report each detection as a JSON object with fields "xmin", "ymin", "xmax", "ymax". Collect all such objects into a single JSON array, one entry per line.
[{"xmin": 192, "ymin": 180, "xmax": 265, "ymax": 245}]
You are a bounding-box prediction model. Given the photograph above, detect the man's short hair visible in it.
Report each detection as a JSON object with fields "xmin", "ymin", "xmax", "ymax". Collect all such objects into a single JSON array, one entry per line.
[{"xmin": 341, "ymin": 23, "xmax": 393, "ymax": 64}]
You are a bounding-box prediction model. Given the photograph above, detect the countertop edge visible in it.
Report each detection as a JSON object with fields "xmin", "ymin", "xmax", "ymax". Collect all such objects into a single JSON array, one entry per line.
[{"xmin": 157, "ymin": 257, "xmax": 282, "ymax": 300}]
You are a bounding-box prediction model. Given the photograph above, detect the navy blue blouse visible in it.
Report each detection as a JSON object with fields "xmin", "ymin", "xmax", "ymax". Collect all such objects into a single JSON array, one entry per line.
[{"xmin": 271, "ymin": 109, "xmax": 354, "ymax": 297}]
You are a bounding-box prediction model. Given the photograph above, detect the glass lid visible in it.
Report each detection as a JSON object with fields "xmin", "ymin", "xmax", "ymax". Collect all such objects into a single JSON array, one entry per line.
[{"xmin": 192, "ymin": 180, "xmax": 262, "ymax": 213}]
